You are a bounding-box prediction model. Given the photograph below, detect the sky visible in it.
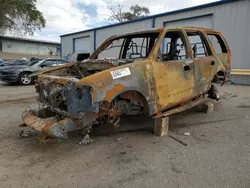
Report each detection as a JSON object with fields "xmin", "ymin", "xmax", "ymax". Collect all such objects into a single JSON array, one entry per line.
[{"xmin": 18, "ymin": 0, "xmax": 218, "ymax": 42}]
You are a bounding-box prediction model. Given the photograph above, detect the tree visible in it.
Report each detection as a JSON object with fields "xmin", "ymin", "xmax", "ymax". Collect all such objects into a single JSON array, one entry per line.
[
  {"xmin": 0, "ymin": 0, "xmax": 46, "ymax": 35},
  {"xmin": 122, "ymin": 5, "xmax": 150, "ymax": 21},
  {"xmin": 108, "ymin": 2, "xmax": 150, "ymax": 23},
  {"xmin": 108, "ymin": 2, "xmax": 125, "ymax": 22}
]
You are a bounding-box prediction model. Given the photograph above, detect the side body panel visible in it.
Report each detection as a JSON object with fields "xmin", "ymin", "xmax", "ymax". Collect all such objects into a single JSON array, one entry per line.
[
  {"xmin": 75, "ymin": 60, "xmax": 156, "ymax": 115},
  {"xmin": 149, "ymin": 29, "xmax": 196, "ymax": 113},
  {"xmin": 187, "ymin": 30, "xmax": 215, "ymax": 95}
]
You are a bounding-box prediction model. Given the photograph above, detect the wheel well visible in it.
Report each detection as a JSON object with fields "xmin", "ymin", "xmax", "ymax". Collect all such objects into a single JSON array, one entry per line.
[
  {"xmin": 19, "ymin": 71, "xmax": 33, "ymax": 77},
  {"xmin": 213, "ymin": 70, "xmax": 225, "ymax": 82},
  {"xmin": 117, "ymin": 90, "xmax": 150, "ymax": 115},
  {"xmin": 217, "ymin": 70, "xmax": 225, "ymax": 77}
]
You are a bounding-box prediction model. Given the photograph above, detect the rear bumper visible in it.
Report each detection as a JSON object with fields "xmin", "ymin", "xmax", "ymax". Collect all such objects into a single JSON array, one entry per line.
[{"xmin": 22, "ymin": 107, "xmax": 79, "ymax": 139}]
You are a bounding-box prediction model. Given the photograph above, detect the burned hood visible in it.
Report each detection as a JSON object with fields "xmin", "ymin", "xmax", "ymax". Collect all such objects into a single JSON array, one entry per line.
[
  {"xmin": 31, "ymin": 58, "xmax": 135, "ymax": 79},
  {"xmin": 76, "ymin": 59, "xmax": 118, "ymax": 70}
]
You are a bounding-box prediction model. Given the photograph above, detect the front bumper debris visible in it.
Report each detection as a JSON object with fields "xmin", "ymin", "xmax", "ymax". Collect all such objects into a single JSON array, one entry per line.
[{"xmin": 22, "ymin": 107, "xmax": 80, "ymax": 139}]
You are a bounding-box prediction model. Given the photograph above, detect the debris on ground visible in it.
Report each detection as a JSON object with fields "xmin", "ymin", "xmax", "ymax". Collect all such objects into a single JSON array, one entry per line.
[
  {"xmin": 78, "ymin": 134, "xmax": 93, "ymax": 145},
  {"xmin": 116, "ymin": 137, "xmax": 122, "ymax": 142},
  {"xmin": 169, "ymin": 135, "xmax": 187, "ymax": 146},
  {"xmin": 19, "ymin": 130, "xmax": 32, "ymax": 139},
  {"xmin": 184, "ymin": 132, "xmax": 191, "ymax": 136}
]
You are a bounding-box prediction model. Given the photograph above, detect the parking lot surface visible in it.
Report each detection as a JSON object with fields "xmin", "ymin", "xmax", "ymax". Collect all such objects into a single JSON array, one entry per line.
[{"xmin": 0, "ymin": 82, "xmax": 249, "ymax": 188}]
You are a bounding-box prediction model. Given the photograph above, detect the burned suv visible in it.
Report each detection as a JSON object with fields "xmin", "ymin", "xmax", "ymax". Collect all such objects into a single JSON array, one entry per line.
[{"xmin": 21, "ymin": 27, "xmax": 231, "ymax": 141}]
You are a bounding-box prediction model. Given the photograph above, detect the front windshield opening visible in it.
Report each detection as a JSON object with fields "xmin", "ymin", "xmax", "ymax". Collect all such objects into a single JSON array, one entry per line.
[
  {"xmin": 14, "ymin": 60, "xmax": 28, "ymax": 65},
  {"xmin": 97, "ymin": 33, "xmax": 159, "ymax": 60},
  {"xmin": 29, "ymin": 59, "xmax": 42, "ymax": 66},
  {"xmin": 98, "ymin": 38, "xmax": 125, "ymax": 60}
]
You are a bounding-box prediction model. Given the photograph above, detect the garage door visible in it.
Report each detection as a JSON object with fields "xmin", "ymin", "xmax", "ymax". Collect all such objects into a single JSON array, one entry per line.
[
  {"xmin": 164, "ymin": 15, "xmax": 213, "ymax": 29},
  {"xmin": 74, "ymin": 36, "xmax": 90, "ymax": 53}
]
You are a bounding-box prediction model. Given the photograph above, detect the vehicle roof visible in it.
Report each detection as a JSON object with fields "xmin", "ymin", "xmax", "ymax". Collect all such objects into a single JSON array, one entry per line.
[
  {"xmin": 42, "ymin": 58, "xmax": 68, "ymax": 61},
  {"xmin": 110, "ymin": 27, "xmax": 221, "ymax": 38}
]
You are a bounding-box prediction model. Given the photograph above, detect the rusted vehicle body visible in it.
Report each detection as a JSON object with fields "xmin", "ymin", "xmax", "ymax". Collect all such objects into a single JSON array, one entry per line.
[{"xmin": 21, "ymin": 27, "xmax": 231, "ymax": 140}]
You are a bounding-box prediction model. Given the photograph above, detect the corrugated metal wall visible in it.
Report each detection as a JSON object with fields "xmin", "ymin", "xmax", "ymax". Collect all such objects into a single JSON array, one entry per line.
[
  {"xmin": 61, "ymin": 31, "xmax": 94, "ymax": 58},
  {"xmin": 74, "ymin": 36, "xmax": 91, "ymax": 53},
  {"xmin": 0, "ymin": 52, "xmax": 59, "ymax": 59},
  {"xmin": 213, "ymin": 0, "xmax": 250, "ymax": 84},
  {"xmin": 61, "ymin": 0, "xmax": 250, "ymax": 84},
  {"xmin": 2, "ymin": 40, "xmax": 58, "ymax": 56},
  {"xmin": 163, "ymin": 15, "xmax": 213, "ymax": 28},
  {"xmin": 95, "ymin": 19, "xmax": 152, "ymax": 48},
  {"xmin": 154, "ymin": 7, "xmax": 214, "ymax": 27}
]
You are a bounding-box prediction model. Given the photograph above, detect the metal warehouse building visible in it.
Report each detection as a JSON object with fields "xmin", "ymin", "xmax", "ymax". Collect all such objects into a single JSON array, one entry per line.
[
  {"xmin": 61, "ymin": 0, "xmax": 250, "ymax": 84},
  {"xmin": 1, "ymin": 36, "xmax": 61, "ymax": 59}
]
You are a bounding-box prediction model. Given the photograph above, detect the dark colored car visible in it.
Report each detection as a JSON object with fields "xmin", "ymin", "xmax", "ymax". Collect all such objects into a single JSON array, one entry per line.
[{"xmin": 0, "ymin": 58, "xmax": 70, "ymax": 85}]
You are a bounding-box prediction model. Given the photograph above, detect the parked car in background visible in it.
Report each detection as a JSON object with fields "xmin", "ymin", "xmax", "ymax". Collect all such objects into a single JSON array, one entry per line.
[
  {"xmin": 0, "ymin": 58, "xmax": 70, "ymax": 85},
  {"xmin": 0, "ymin": 59, "xmax": 14, "ymax": 65}
]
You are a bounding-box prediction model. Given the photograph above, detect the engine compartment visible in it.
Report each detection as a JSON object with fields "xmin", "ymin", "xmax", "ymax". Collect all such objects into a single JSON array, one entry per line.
[{"xmin": 42, "ymin": 59, "xmax": 121, "ymax": 78}]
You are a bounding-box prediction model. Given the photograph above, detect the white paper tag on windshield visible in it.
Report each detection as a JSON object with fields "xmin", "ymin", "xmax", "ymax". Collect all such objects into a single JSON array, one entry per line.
[{"xmin": 111, "ymin": 67, "xmax": 131, "ymax": 79}]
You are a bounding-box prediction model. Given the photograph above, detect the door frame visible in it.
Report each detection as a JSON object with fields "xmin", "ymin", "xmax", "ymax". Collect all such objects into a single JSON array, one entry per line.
[
  {"xmin": 184, "ymin": 30, "xmax": 215, "ymax": 96},
  {"xmin": 150, "ymin": 28, "xmax": 196, "ymax": 112}
]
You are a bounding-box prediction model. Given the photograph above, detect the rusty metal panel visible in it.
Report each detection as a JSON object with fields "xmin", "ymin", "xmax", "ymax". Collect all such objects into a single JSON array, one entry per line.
[{"xmin": 22, "ymin": 27, "xmax": 231, "ymax": 140}]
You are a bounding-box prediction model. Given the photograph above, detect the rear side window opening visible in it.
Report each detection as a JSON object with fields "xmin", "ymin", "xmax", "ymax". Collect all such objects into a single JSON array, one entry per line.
[
  {"xmin": 207, "ymin": 34, "xmax": 228, "ymax": 54},
  {"xmin": 186, "ymin": 31, "xmax": 212, "ymax": 58}
]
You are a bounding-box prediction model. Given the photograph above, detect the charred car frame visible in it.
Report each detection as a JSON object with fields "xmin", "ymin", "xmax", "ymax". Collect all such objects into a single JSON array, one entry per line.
[{"xmin": 21, "ymin": 27, "xmax": 231, "ymax": 141}]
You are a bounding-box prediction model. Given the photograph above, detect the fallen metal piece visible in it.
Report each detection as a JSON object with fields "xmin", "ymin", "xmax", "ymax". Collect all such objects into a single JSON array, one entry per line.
[
  {"xmin": 116, "ymin": 137, "xmax": 122, "ymax": 142},
  {"xmin": 19, "ymin": 130, "xmax": 32, "ymax": 139},
  {"xmin": 78, "ymin": 134, "xmax": 93, "ymax": 145},
  {"xmin": 169, "ymin": 135, "xmax": 187, "ymax": 146}
]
